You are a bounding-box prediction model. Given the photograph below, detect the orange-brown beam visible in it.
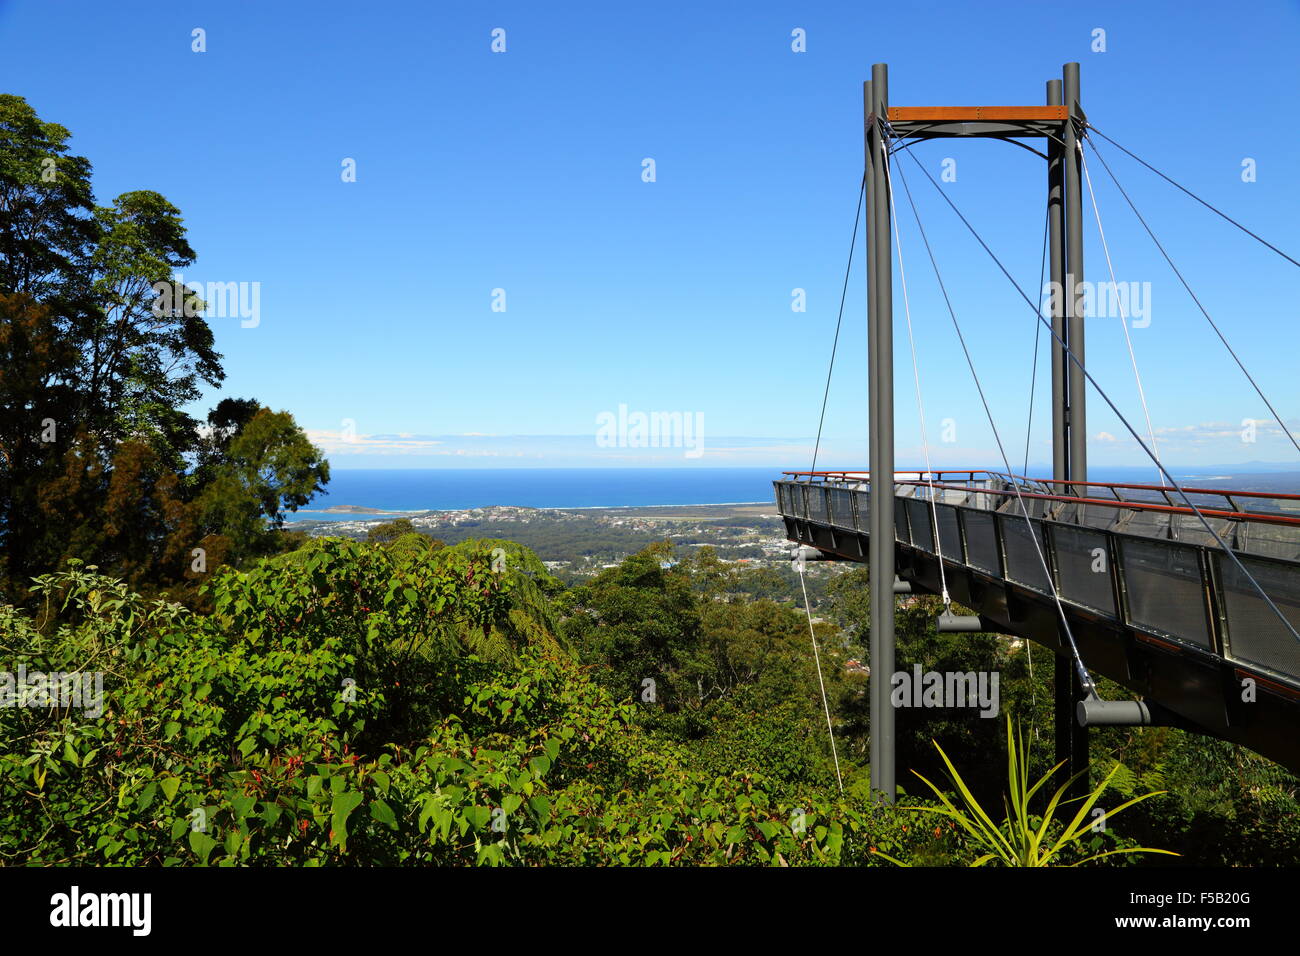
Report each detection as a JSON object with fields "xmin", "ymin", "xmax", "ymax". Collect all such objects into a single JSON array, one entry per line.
[{"xmin": 887, "ymin": 105, "xmax": 1068, "ymax": 122}]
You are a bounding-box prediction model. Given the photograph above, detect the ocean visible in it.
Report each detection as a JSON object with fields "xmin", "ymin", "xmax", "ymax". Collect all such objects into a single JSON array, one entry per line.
[
  {"xmin": 287, "ymin": 468, "xmax": 785, "ymax": 522},
  {"xmin": 285, "ymin": 464, "xmax": 1268, "ymax": 523}
]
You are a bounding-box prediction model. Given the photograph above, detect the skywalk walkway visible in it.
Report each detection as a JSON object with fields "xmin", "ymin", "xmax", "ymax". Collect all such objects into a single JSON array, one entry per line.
[{"xmin": 776, "ymin": 470, "xmax": 1300, "ymax": 772}]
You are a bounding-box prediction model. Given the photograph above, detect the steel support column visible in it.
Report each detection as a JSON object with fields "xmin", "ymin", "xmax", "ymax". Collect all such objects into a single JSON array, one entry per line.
[
  {"xmin": 867, "ymin": 63, "xmax": 895, "ymax": 803},
  {"xmin": 1063, "ymin": 61, "xmax": 1087, "ymax": 485},
  {"xmin": 1047, "ymin": 78, "xmax": 1066, "ymax": 485},
  {"xmin": 1056, "ymin": 61, "xmax": 1090, "ymax": 798}
]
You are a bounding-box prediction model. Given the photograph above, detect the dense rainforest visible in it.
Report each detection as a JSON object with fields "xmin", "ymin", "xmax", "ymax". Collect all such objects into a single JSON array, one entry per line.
[{"xmin": 2, "ymin": 94, "xmax": 1298, "ymax": 867}]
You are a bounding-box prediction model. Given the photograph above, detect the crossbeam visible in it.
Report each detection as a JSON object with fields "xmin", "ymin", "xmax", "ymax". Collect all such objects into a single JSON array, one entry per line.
[{"xmin": 888, "ymin": 105, "xmax": 1068, "ymax": 122}]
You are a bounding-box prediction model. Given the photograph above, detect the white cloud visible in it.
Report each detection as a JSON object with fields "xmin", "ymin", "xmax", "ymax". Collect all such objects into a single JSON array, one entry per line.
[{"xmin": 305, "ymin": 430, "xmax": 445, "ymax": 455}]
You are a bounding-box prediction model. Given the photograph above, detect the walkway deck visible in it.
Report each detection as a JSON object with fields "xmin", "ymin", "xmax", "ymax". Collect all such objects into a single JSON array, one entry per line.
[{"xmin": 775, "ymin": 470, "xmax": 1300, "ymax": 772}]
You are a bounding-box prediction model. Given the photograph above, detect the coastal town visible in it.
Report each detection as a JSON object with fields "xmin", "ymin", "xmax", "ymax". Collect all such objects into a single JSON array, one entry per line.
[{"xmin": 291, "ymin": 502, "xmax": 814, "ymax": 578}]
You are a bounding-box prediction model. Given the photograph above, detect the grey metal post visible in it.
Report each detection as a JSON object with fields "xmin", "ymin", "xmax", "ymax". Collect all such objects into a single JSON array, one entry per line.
[
  {"xmin": 867, "ymin": 62, "xmax": 895, "ymax": 803},
  {"xmin": 1059, "ymin": 61, "xmax": 1090, "ymax": 797},
  {"xmin": 864, "ymin": 80, "xmax": 875, "ymax": 476},
  {"xmin": 1047, "ymin": 79, "xmax": 1066, "ymax": 484},
  {"xmin": 863, "ymin": 79, "xmax": 878, "ymax": 794},
  {"xmin": 1063, "ymin": 62, "xmax": 1086, "ymax": 486},
  {"xmin": 857, "ymin": 78, "xmax": 878, "ymax": 790}
]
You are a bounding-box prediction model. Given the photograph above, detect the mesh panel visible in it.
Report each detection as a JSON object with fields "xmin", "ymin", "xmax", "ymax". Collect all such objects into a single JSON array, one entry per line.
[
  {"xmin": 1026, "ymin": 497, "xmax": 1053, "ymax": 519},
  {"xmin": 855, "ymin": 488, "xmax": 871, "ymax": 530},
  {"xmin": 906, "ymin": 497, "xmax": 934, "ymax": 552},
  {"xmin": 1078, "ymin": 503, "xmax": 1118, "ymax": 530},
  {"xmin": 829, "ymin": 488, "xmax": 856, "ymax": 530},
  {"xmin": 895, "ymin": 498, "xmax": 909, "ymax": 543},
  {"xmin": 937, "ymin": 487, "xmax": 970, "ymax": 506},
  {"xmin": 808, "ymin": 485, "xmax": 828, "ymax": 523},
  {"xmin": 1115, "ymin": 510, "xmax": 1172, "ymax": 540},
  {"xmin": 935, "ymin": 503, "xmax": 962, "ymax": 562},
  {"xmin": 1001, "ymin": 516, "xmax": 1053, "ymax": 593},
  {"xmin": 963, "ymin": 509, "xmax": 1001, "ymax": 574},
  {"xmin": 996, "ymin": 495, "xmax": 1050, "ymax": 519},
  {"xmin": 1236, "ymin": 522, "xmax": 1300, "ymax": 562},
  {"xmin": 1120, "ymin": 538, "xmax": 1211, "ymax": 649},
  {"xmin": 1220, "ymin": 554, "xmax": 1300, "ymax": 682},
  {"xmin": 1052, "ymin": 524, "xmax": 1117, "ymax": 616},
  {"xmin": 1170, "ymin": 514, "xmax": 1234, "ymax": 549},
  {"xmin": 785, "ymin": 484, "xmax": 805, "ymax": 519},
  {"xmin": 1051, "ymin": 502, "xmax": 1080, "ymax": 524}
]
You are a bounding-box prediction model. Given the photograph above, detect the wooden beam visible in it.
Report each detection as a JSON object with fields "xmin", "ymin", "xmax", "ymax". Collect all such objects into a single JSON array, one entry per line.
[{"xmin": 888, "ymin": 105, "xmax": 1068, "ymax": 122}]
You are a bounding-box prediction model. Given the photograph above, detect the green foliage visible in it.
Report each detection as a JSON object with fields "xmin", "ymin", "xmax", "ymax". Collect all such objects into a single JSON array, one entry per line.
[
  {"xmin": 0, "ymin": 95, "xmax": 330, "ymax": 601},
  {"xmin": 0, "ymin": 543, "xmax": 942, "ymax": 866},
  {"xmin": 195, "ymin": 406, "xmax": 330, "ymax": 566},
  {"xmin": 880, "ymin": 717, "xmax": 1176, "ymax": 867},
  {"xmin": 367, "ymin": 519, "xmax": 415, "ymax": 544},
  {"xmin": 1095, "ymin": 729, "xmax": 1300, "ymax": 865},
  {"xmin": 3, "ymin": 534, "xmax": 1294, "ymax": 866}
]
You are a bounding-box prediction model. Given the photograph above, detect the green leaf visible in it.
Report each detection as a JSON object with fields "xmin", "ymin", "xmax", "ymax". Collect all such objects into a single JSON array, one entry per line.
[
  {"xmin": 136, "ymin": 781, "xmax": 158, "ymax": 812},
  {"xmin": 369, "ymin": 799, "xmax": 398, "ymax": 829},
  {"xmin": 528, "ymin": 794, "xmax": 551, "ymax": 823},
  {"xmin": 331, "ymin": 791, "xmax": 365, "ymax": 846},
  {"xmin": 188, "ymin": 830, "xmax": 218, "ymax": 865},
  {"xmin": 463, "ymin": 805, "xmax": 492, "ymax": 829},
  {"xmin": 159, "ymin": 776, "xmax": 182, "ymax": 803}
]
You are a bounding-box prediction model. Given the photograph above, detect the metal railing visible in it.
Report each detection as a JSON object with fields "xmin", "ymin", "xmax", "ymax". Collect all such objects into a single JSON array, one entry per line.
[{"xmin": 775, "ymin": 471, "xmax": 1300, "ymax": 688}]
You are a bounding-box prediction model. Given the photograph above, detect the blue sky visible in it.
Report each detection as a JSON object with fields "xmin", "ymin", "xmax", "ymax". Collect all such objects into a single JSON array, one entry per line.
[{"xmin": 3, "ymin": 0, "xmax": 1298, "ymax": 470}]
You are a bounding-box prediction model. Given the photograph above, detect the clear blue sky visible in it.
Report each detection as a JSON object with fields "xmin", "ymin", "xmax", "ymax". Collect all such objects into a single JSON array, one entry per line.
[{"xmin": 3, "ymin": 0, "xmax": 1297, "ymax": 470}]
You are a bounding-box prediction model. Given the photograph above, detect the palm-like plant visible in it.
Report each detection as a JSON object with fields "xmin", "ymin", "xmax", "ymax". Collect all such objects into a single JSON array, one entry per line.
[{"xmin": 878, "ymin": 716, "xmax": 1178, "ymax": 866}]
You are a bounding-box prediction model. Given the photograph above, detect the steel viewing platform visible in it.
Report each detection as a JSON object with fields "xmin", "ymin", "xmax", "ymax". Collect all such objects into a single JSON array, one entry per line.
[{"xmin": 775, "ymin": 471, "xmax": 1300, "ymax": 773}]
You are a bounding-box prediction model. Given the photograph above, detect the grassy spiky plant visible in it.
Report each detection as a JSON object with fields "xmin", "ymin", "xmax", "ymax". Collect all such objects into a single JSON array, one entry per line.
[{"xmin": 878, "ymin": 716, "xmax": 1178, "ymax": 866}]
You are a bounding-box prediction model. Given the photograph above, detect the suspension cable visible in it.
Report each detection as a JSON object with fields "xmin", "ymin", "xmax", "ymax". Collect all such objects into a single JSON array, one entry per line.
[
  {"xmin": 811, "ymin": 174, "xmax": 867, "ymax": 474},
  {"xmin": 1024, "ymin": 204, "xmax": 1050, "ymax": 476},
  {"xmin": 894, "ymin": 131, "xmax": 1300, "ymax": 647},
  {"xmin": 1084, "ymin": 123, "xmax": 1300, "ymax": 270},
  {"xmin": 885, "ymin": 123, "xmax": 1096, "ymax": 694},
  {"xmin": 1079, "ymin": 143, "xmax": 1163, "ymax": 485},
  {"xmin": 796, "ymin": 557, "xmax": 844, "ymax": 793},
  {"xmin": 885, "ymin": 148, "xmax": 951, "ymax": 609},
  {"xmin": 1083, "ymin": 132, "xmax": 1300, "ymax": 460}
]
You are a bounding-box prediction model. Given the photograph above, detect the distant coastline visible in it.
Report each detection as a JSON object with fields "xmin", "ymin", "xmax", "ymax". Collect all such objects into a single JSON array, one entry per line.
[
  {"xmin": 284, "ymin": 467, "xmax": 787, "ymax": 523},
  {"xmin": 296, "ymin": 500, "xmax": 775, "ymax": 523},
  {"xmin": 284, "ymin": 466, "xmax": 1300, "ymax": 524}
]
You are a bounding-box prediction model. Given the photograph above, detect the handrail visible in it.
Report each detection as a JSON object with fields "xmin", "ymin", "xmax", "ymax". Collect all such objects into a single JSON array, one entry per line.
[
  {"xmin": 777, "ymin": 470, "xmax": 1300, "ymax": 529},
  {"xmin": 896, "ymin": 481, "xmax": 1300, "ymax": 529},
  {"xmin": 781, "ymin": 468, "xmax": 1300, "ymax": 501}
]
